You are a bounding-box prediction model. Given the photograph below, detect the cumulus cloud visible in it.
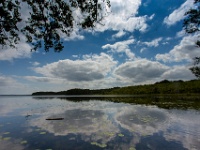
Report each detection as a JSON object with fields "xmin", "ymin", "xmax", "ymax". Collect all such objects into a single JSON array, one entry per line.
[
  {"xmin": 161, "ymin": 65, "xmax": 195, "ymax": 80},
  {"xmin": 112, "ymin": 30, "xmax": 127, "ymax": 39},
  {"xmin": 114, "ymin": 59, "xmax": 169, "ymax": 83},
  {"xmin": 0, "ymin": 75, "xmax": 28, "ymax": 94},
  {"xmin": 142, "ymin": 37, "xmax": 163, "ymax": 47},
  {"xmin": 30, "ymin": 61, "xmax": 40, "ymax": 67},
  {"xmin": 94, "ymin": 0, "xmax": 150, "ymax": 33},
  {"xmin": 58, "ymin": 26, "xmax": 85, "ymax": 41},
  {"xmin": 163, "ymin": 0, "xmax": 193, "ymax": 26},
  {"xmin": 33, "ymin": 53, "xmax": 117, "ymax": 82},
  {"xmin": 0, "ymin": 76, "xmax": 17, "ymax": 87},
  {"xmin": 102, "ymin": 39, "xmax": 135, "ymax": 59},
  {"xmin": 156, "ymin": 35, "xmax": 199, "ymax": 62},
  {"xmin": 24, "ymin": 76, "xmax": 66, "ymax": 83},
  {"xmin": 0, "ymin": 36, "xmax": 32, "ymax": 61}
]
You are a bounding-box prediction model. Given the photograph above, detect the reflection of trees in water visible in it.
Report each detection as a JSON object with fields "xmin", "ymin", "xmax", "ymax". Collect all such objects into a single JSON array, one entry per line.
[{"xmin": 32, "ymin": 95, "xmax": 200, "ymax": 110}]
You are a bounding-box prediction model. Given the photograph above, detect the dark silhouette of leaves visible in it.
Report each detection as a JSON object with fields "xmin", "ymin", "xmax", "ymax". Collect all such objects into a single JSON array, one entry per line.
[
  {"xmin": 0, "ymin": 0, "xmax": 110, "ymax": 51},
  {"xmin": 183, "ymin": 0, "xmax": 200, "ymax": 79}
]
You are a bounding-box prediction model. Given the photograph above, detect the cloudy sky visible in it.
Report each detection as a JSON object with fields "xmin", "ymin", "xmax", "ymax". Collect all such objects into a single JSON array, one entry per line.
[{"xmin": 0, "ymin": 0, "xmax": 198, "ymax": 94}]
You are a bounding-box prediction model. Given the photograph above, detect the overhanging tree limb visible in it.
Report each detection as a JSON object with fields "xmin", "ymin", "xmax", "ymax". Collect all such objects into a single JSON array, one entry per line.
[
  {"xmin": 183, "ymin": 0, "xmax": 200, "ymax": 79},
  {"xmin": 0, "ymin": 0, "xmax": 110, "ymax": 52}
]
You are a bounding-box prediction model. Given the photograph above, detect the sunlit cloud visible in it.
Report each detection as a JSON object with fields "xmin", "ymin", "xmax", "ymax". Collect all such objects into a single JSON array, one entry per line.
[
  {"xmin": 0, "ymin": 75, "xmax": 28, "ymax": 94},
  {"xmin": 102, "ymin": 39, "xmax": 135, "ymax": 59},
  {"xmin": 142, "ymin": 37, "xmax": 163, "ymax": 47},
  {"xmin": 33, "ymin": 53, "xmax": 117, "ymax": 82},
  {"xmin": 156, "ymin": 35, "xmax": 199, "ymax": 62},
  {"xmin": 163, "ymin": 0, "xmax": 193, "ymax": 26},
  {"xmin": 94, "ymin": 0, "xmax": 150, "ymax": 33},
  {"xmin": 114, "ymin": 59, "xmax": 169, "ymax": 83},
  {"xmin": 0, "ymin": 35, "xmax": 32, "ymax": 61},
  {"xmin": 161, "ymin": 65, "xmax": 195, "ymax": 80}
]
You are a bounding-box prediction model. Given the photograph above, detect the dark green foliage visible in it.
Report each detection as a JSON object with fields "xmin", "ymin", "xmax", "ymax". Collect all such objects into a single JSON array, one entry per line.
[
  {"xmin": 33, "ymin": 94, "xmax": 200, "ymax": 110},
  {"xmin": 0, "ymin": 0, "xmax": 110, "ymax": 51},
  {"xmin": 190, "ymin": 57, "xmax": 200, "ymax": 79},
  {"xmin": 183, "ymin": 0, "xmax": 200, "ymax": 35},
  {"xmin": 108, "ymin": 80, "xmax": 200, "ymax": 95},
  {"xmin": 0, "ymin": 0, "xmax": 22, "ymax": 47}
]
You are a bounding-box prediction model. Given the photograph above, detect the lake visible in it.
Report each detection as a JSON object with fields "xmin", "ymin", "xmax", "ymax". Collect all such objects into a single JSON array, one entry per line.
[{"xmin": 0, "ymin": 96, "xmax": 200, "ymax": 150}]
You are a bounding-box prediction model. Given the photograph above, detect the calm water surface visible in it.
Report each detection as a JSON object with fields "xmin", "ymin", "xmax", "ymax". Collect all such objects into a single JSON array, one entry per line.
[{"xmin": 0, "ymin": 96, "xmax": 200, "ymax": 150}]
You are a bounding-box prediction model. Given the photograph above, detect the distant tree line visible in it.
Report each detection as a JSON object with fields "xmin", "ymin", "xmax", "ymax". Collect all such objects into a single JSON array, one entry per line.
[
  {"xmin": 32, "ymin": 80, "xmax": 200, "ymax": 95},
  {"xmin": 32, "ymin": 87, "xmax": 120, "ymax": 95}
]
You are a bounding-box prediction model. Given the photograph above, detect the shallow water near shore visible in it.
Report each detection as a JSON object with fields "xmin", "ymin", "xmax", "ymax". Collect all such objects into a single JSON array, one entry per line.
[{"xmin": 0, "ymin": 96, "xmax": 200, "ymax": 150}]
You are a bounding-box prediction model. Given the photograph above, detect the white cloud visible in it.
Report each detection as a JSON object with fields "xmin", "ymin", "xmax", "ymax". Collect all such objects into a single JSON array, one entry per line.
[
  {"xmin": 59, "ymin": 27, "xmax": 85, "ymax": 41},
  {"xmin": 114, "ymin": 59, "xmax": 196, "ymax": 85},
  {"xmin": 149, "ymin": 14, "xmax": 155, "ymax": 20},
  {"xmin": 112, "ymin": 30, "xmax": 127, "ymax": 39},
  {"xmin": 33, "ymin": 53, "xmax": 117, "ymax": 82},
  {"xmin": 0, "ymin": 36, "xmax": 32, "ymax": 61},
  {"xmin": 72, "ymin": 55, "xmax": 79, "ymax": 58},
  {"xmin": 0, "ymin": 75, "xmax": 28, "ymax": 94},
  {"xmin": 156, "ymin": 35, "xmax": 199, "ymax": 62},
  {"xmin": 114, "ymin": 59, "xmax": 169, "ymax": 83},
  {"xmin": 161, "ymin": 65, "xmax": 195, "ymax": 80},
  {"xmin": 30, "ymin": 62, "xmax": 40, "ymax": 67},
  {"xmin": 140, "ymin": 48, "xmax": 147, "ymax": 53},
  {"xmin": 163, "ymin": 0, "xmax": 193, "ymax": 26},
  {"xmin": 143, "ymin": 37, "xmax": 163, "ymax": 47},
  {"xmin": 176, "ymin": 30, "xmax": 186, "ymax": 38},
  {"xmin": 94, "ymin": 0, "xmax": 150, "ymax": 33},
  {"xmin": 24, "ymin": 76, "xmax": 65, "ymax": 83},
  {"xmin": 102, "ymin": 39, "xmax": 135, "ymax": 59}
]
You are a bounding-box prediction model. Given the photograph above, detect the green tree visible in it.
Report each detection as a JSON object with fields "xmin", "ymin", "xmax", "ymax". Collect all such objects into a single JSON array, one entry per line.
[
  {"xmin": 183, "ymin": 0, "xmax": 200, "ymax": 79},
  {"xmin": 0, "ymin": 0, "xmax": 110, "ymax": 51}
]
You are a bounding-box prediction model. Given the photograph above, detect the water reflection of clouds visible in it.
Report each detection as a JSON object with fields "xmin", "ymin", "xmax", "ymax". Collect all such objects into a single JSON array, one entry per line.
[
  {"xmin": 0, "ymin": 98, "xmax": 27, "ymax": 116},
  {"xmin": 114, "ymin": 105, "xmax": 200, "ymax": 150},
  {"xmin": 30, "ymin": 109, "xmax": 118, "ymax": 135},
  {"xmin": 163, "ymin": 109, "xmax": 200, "ymax": 150},
  {"xmin": 29, "ymin": 101, "xmax": 122, "ymax": 145},
  {"xmin": 3, "ymin": 96, "xmax": 198, "ymax": 150},
  {"xmin": 115, "ymin": 105, "xmax": 170, "ymax": 136},
  {"xmin": 0, "ymin": 140, "xmax": 25, "ymax": 150}
]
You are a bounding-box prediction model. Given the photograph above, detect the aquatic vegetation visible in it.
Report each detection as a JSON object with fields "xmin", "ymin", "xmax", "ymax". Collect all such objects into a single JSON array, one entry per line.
[
  {"xmin": 118, "ymin": 133, "xmax": 124, "ymax": 137},
  {"xmin": 103, "ymin": 132, "xmax": 115, "ymax": 137},
  {"xmin": 3, "ymin": 132, "xmax": 10, "ymax": 135},
  {"xmin": 91, "ymin": 142, "xmax": 107, "ymax": 148},
  {"xmin": 20, "ymin": 140, "xmax": 28, "ymax": 144},
  {"xmin": 3, "ymin": 137, "xmax": 11, "ymax": 141},
  {"xmin": 39, "ymin": 132, "xmax": 46, "ymax": 135},
  {"xmin": 129, "ymin": 147, "xmax": 136, "ymax": 150},
  {"xmin": 35, "ymin": 128, "xmax": 42, "ymax": 131},
  {"xmin": 134, "ymin": 114, "xmax": 158, "ymax": 124}
]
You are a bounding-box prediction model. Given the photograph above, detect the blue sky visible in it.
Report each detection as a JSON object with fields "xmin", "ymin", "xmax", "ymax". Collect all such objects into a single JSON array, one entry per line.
[{"xmin": 0, "ymin": 0, "xmax": 199, "ymax": 94}]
